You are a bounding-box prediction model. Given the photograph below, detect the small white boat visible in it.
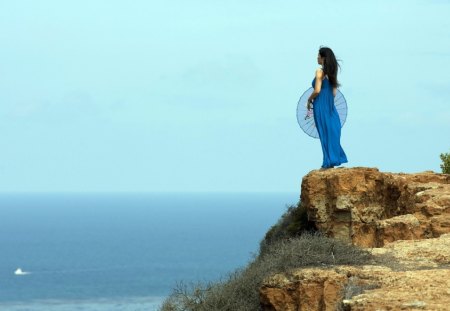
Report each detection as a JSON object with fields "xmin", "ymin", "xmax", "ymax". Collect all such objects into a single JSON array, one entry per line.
[{"xmin": 14, "ymin": 268, "xmax": 30, "ymax": 275}]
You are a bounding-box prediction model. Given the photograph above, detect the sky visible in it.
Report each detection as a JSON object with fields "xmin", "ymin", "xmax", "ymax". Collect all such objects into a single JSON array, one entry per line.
[{"xmin": 0, "ymin": 0, "xmax": 449, "ymax": 193}]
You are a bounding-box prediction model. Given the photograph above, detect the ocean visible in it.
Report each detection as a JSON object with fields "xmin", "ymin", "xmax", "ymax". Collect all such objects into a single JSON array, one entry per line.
[{"xmin": 0, "ymin": 192, "xmax": 299, "ymax": 311}]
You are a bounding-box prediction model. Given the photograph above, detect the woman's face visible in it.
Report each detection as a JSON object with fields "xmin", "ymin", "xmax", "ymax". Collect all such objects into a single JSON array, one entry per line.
[{"xmin": 317, "ymin": 53, "xmax": 324, "ymax": 65}]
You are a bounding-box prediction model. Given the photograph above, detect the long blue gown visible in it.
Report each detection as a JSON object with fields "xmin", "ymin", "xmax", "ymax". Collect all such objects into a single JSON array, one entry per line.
[{"xmin": 312, "ymin": 77, "xmax": 348, "ymax": 168}]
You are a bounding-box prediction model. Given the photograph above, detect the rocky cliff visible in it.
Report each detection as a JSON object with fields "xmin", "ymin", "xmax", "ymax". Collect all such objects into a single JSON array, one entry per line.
[{"xmin": 260, "ymin": 167, "xmax": 450, "ymax": 311}]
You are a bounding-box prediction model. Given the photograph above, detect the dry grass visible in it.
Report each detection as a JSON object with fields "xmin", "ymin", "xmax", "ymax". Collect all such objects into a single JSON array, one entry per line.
[{"xmin": 160, "ymin": 232, "xmax": 373, "ymax": 311}]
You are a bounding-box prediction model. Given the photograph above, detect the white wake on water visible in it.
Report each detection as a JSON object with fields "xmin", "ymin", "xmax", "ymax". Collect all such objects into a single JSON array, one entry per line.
[{"xmin": 14, "ymin": 268, "xmax": 30, "ymax": 275}]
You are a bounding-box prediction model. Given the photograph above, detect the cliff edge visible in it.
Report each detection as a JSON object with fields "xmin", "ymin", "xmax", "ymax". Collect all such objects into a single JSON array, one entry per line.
[{"xmin": 260, "ymin": 167, "xmax": 450, "ymax": 311}]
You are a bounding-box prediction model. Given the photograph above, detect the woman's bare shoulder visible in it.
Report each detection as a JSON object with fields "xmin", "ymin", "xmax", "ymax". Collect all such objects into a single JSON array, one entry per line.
[{"xmin": 315, "ymin": 67, "xmax": 324, "ymax": 77}]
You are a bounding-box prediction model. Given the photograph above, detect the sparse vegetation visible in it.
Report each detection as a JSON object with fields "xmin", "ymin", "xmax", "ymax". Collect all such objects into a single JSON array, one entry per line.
[
  {"xmin": 440, "ymin": 151, "xmax": 450, "ymax": 174},
  {"xmin": 342, "ymin": 276, "xmax": 379, "ymax": 300},
  {"xmin": 160, "ymin": 232, "xmax": 373, "ymax": 311},
  {"xmin": 337, "ymin": 276, "xmax": 380, "ymax": 311},
  {"xmin": 260, "ymin": 200, "xmax": 314, "ymax": 255}
]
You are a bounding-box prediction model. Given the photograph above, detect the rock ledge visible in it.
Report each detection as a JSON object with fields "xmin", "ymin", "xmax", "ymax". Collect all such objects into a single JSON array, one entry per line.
[{"xmin": 260, "ymin": 168, "xmax": 450, "ymax": 311}]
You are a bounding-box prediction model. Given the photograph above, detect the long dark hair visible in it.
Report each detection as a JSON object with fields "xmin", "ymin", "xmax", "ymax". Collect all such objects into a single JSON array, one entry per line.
[{"xmin": 319, "ymin": 46, "xmax": 341, "ymax": 88}]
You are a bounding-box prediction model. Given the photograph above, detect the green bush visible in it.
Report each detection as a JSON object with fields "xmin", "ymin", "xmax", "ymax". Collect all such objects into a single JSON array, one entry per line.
[
  {"xmin": 159, "ymin": 232, "xmax": 373, "ymax": 311},
  {"xmin": 440, "ymin": 151, "xmax": 450, "ymax": 174}
]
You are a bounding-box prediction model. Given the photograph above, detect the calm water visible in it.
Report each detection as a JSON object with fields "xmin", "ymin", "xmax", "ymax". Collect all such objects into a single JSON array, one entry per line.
[{"xmin": 0, "ymin": 192, "xmax": 298, "ymax": 310}]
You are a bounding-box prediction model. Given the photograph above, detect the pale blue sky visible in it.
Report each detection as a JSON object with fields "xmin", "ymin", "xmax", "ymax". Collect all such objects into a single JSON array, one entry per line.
[{"xmin": 0, "ymin": 0, "xmax": 449, "ymax": 192}]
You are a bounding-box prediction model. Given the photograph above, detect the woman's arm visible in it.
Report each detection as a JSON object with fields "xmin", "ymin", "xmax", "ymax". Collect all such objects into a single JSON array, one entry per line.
[
  {"xmin": 307, "ymin": 68, "xmax": 323, "ymax": 104},
  {"xmin": 333, "ymin": 87, "xmax": 337, "ymax": 97}
]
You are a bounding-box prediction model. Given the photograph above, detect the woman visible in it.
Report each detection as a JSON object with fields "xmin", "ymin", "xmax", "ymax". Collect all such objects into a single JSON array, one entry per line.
[{"xmin": 307, "ymin": 46, "xmax": 348, "ymax": 169}]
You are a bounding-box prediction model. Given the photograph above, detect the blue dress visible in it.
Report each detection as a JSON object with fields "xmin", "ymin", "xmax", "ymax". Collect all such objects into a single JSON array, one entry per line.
[{"xmin": 312, "ymin": 77, "xmax": 348, "ymax": 168}]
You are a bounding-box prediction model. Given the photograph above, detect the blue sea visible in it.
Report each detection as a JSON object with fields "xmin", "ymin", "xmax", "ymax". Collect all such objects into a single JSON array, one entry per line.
[{"xmin": 0, "ymin": 192, "xmax": 299, "ymax": 311}]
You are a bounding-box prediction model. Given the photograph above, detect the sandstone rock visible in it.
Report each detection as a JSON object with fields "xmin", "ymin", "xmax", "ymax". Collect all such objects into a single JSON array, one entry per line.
[
  {"xmin": 260, "ymin": 168, "xmax": 450, "ymax": 310},
  {"xmin": 341, "ymin": 268, "xmax": 450, "ymax": 311},
  {"xmin": 260, "ymin": 235, "xmax": 450, "ymax": 311},
  {"xmin": 371, "ymin": 233, "xmax": 450, "ymax": 269},
  {"xmin": 260, "ymin": 268, "xmax": 350, "ymax": 311},
  {"xmin": 300, "ymin": 167, "xmax": 450, "ymax": 247}
]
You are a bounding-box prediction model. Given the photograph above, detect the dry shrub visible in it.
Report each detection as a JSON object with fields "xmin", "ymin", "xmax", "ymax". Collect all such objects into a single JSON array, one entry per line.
[
  {"xmin": 260, "ymin": 201, "xmax": 315, "ymax": 255},
  {"xmin": 160, "ymin": 232, "xmax": 372, "ymax": 311}
]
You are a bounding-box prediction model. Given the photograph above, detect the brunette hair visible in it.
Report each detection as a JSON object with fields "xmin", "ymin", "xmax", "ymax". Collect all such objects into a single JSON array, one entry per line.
[{"xmin": 319, "ymin": 46, "xmax": 341, "ymax": 88}]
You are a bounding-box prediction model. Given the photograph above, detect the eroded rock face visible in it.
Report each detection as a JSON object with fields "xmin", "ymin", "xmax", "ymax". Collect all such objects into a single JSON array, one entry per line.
[
  {"xmin": 260, "ymin": 168, "xmax": 450, "ymax": 310},
  {"xmin": 260, "ymin": 268, "xmax": 351, "ymax": 311},
  {"xmin": 261, "ymin": 265, "xmax": 450, "ymax": 311},
  {"xmin": 301, "ymin": 167, "xmax": 450, "ymax": 247},
  {"xmin": 260, "ymin": 235, "xmax": 450, "ymax": 311}
]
